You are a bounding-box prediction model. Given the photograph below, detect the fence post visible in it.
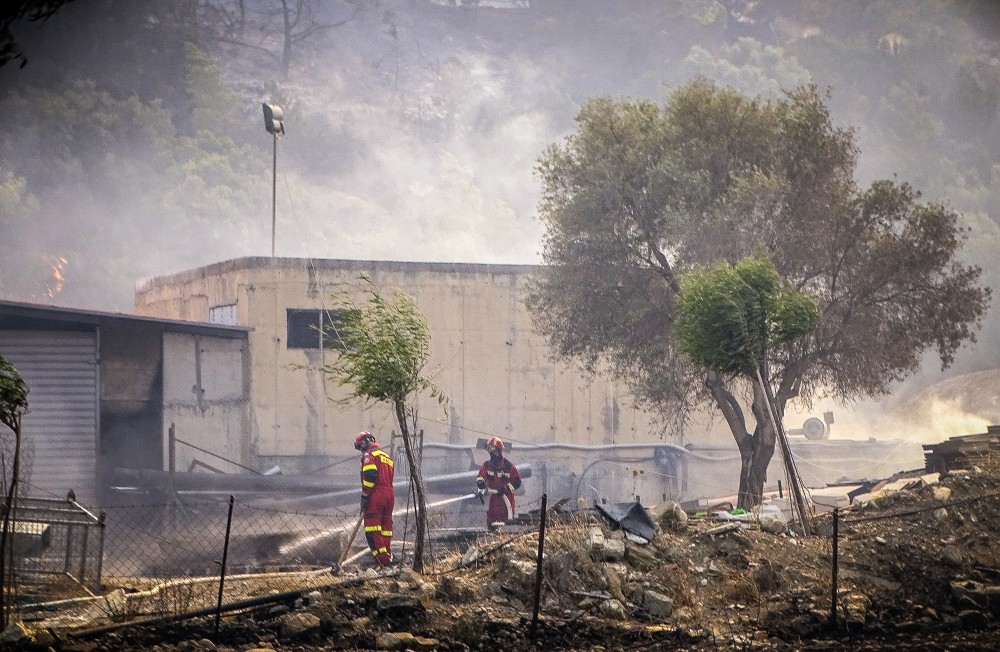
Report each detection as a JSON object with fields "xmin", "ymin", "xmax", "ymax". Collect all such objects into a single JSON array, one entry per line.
[
  {"xmin": 94, "ymin": 511, "xmax": 106, "ymax": 591},
  {"xmin": 215, "ymin": 495, "xmax": 235, "ymax": 642},
  {"xmin": 63, "ymin": 491, "xmax": 75, "ymax": 574},
  {"xmin": 529, "ymin": 493, "xmax": 548, "ymax": 638},
  {"xmin": 830, "ymin": 507, "xmax": 839, "ymax": 630},
  {"xmin": 78, "ymin": 523, "xmax": 90, "ymax": 584}
]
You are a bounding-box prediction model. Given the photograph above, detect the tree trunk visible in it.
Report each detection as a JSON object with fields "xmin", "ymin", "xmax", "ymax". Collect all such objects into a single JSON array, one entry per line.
[
  {"xmin": 395, "ymin": 401, "xmax": 428, "ymax": 572},
  {"xmin": 0, "ymin": 414, "xmax": 21, "ymax": 628},
  {"xmin": 735, "ymin": 424, "xmax": 775, "ymax": 509},
  {"xmin": 735, "ymin": 379, "xmax": 777, "ymax": 509}
]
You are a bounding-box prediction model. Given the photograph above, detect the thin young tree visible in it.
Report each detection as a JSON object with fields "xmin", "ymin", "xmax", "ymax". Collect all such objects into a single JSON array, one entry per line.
[
  {"xmin": 320, "ymin": 275, "xmax": 447, "ymax": 572},
  {"xmin": 674, "ymin": 257, "xmax": 819, "ymax": 528},
  {"xmin": 0, "ymin": 352, "xmax": 28, "ymax": 628}
]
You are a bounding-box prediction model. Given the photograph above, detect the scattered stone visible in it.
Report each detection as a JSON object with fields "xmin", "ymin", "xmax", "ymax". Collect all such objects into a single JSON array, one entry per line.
[
  {"xmin": 933, "ymin": 486, "xmax": 952, "ymax": 502},
  {"xmin": 193, "ymin": 638, "xmax": 216, "ymax": 650},
  {"xmin": 933, "ymin": 507, "xmax": 948, "ymax": 521},
  {"xmin": 642, "ymin": 590, "xmax": 673, "ymax": 618},
  {"xmin": 958, "ymin": 609, "xmax": 988, "ymax": 629},
  {"xmin": 626, "ymin": 542, "xmax": 659, "ymax": 571},
  {"xmin": 281, "ymin": 611, "xmax": 321, "ymax": 638},
  {"xmin": 760, "ymin": 518, "xmax": 787, "ymax": 535},
  {"xmin": 375, "ymin": 631, "xmax": 440, "ymax": 651},
  {"xmin": 599, "ymin": 598, "xmax": 628, "ymax": 620},
  {"xmin": 942, "ymin": 545, "xmax": 964, "ymax": 567}
]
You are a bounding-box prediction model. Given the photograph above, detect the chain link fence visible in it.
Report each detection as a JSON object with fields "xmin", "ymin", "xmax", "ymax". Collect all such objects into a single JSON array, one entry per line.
[{"xmin": 16, "ymin": 490, "xmax": 534, "ymax": 632}]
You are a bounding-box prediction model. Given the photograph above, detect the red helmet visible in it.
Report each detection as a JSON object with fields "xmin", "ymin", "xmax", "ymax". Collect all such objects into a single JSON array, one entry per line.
[
  {"xmin": 354, "ymin": 430, "xmax": 376, "ymax": 452},
  {"xmin": 486, "ymin": 436, "xmax": 505, "ymax": 454}
]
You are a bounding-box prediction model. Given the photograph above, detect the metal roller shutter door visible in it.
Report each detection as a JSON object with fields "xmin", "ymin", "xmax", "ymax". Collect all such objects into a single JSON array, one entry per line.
[{"xmin": 0, "ymin": 331, "xmax": 98, "ymax": 506}]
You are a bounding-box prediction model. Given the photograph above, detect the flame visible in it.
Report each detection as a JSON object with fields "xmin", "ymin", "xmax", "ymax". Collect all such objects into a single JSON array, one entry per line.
[{"xmin": 41, "ymin": 255, "xmax": 68, "ymax": 299}]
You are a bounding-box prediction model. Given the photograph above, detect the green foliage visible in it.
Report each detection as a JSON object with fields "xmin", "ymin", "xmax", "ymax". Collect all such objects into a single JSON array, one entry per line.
[
  {"xmin": 674, "ymin": 258, "xmax": 819, "ymax": 376},
  {"xmin": 321, "ymin": 275, "xmax": 447, "ymax": 411},
  {"xmin": 530, "ymin": 76, "xmax": 988, "ymax": 431},
  {"xmin": 0, "ymin": 353, "xmax": 28, "ymax": 431}
]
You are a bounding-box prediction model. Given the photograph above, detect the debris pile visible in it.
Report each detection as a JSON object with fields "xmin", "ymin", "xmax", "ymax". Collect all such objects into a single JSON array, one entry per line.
[{"xmin": 8, "ymin": 451, "xmax": 1000, "ymax": 650}]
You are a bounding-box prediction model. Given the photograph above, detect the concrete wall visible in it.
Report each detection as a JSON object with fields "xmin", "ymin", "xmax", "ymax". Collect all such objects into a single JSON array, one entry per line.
[
  {"xmin": 162, "ymin": 332, "xmax": 250, "ymax": 472},
  {"xmin": 136, "ymin": 258, "xmax": 665, "ymax": 470}
]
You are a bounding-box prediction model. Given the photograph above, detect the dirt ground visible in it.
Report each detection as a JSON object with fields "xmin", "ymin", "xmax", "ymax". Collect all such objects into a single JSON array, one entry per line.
[{"xmin": 17, "ymin": 466, "xmax": 1000, "ymax": 651}]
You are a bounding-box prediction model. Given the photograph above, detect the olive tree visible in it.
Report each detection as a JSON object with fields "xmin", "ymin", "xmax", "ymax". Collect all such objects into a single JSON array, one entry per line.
[
  {"xmin": 527, "ymin": 78, "xmax": 990, "ymax": 508},
  {"xmin": 320, "ymin": 275, "xmax": 446, "ymax": 572},
  {"xmin": 0, "ymin": 352, "xmax": 28, "ymax": 627}
]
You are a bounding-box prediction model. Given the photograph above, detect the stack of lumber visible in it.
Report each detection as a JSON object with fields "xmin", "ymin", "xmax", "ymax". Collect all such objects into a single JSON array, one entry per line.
[{"xmin": 923, "ymin": 426, "xmax": 1000, "ymax": 473}]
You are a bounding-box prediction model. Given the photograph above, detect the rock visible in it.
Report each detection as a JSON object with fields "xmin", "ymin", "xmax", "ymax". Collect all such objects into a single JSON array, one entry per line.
[
  {"xmin": 193, "ymin": 638, "xmax": 216, "ymax": 650},
  {"xmin": 760, "ymin": 518, "xmax": 787, "ymax": 535},
  {"xmin": 585, "ymin": 527, "xmax": 606, "ymax": 554},
  {"xmin": 376, "ymin": 593, "xmax": 426, "ymax": 614},
  {"xmin": 599, "ymin": 598, "xmax": 628, "ymax": 620},
  {"xmin": 415, "ymin": 581, "xmax": 437, "ymax": 608},
  {"xmin": 626, "ymin": 542, "xmax": 659, "ymax": 571},
  {"xmin": 933, "ymin": 486, "xmax": 952, "ymax": 501},
  {"xmin": 642, "ymin": 590, "xmax": 673, "ymax": 618},
  {"xmin": 0, "ymin": 623, "xmax": 28, "ymax": 644},
  {"xmin": 503, "ymin": 559, "xmax": 538, "ymax": 590},
  {"xmin": 875, "ymin": 536, "xmax": 887, "ymax": 545},
  {"xmin": 933, "ymin": 507, "xmax": 948, "ymax": 521},
  {"xmin": 603, "ymin": 538, "xmax": 626, "ymax": 562},
  {"xmin": 603, "ymin": 565, "xmax": 627, "ymax": 603},
  {"xmin": 942, "ymin": 545, "xmax": 964, "ymax": 567},
  {"xmin": 305, "ymin": 590, "xmax": 322, "ymax": 604},
  {"xmin": 460, "ymin": 545, "xmax": 479, "ymax": 567},
  {"xmin": 280, "ymin": 611, "xmax": 321, "ymax": 638},
  {"xmin": 752, "ymin": 630, "xmax": 768, "ymax": 641},
  {"xmin": 375, "ymin": 632, "xmax": 440, "ymax": 651},
  {"xmin": 753, "ymin": 559, "xmax": 781, "ymax": 593},
  {"xmin": 958, "ymin": 609, "xmax": 988, "ymax": 629},
  {"xmin": 842, "ymin": 592, "xmax": 870, "ymax": 626}
]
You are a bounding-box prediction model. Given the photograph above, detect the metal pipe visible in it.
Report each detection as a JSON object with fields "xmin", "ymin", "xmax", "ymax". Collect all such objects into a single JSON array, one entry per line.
[
  {"xmin": 830, "ymin": 507, "xmax": 839, "ymax": 630},
  {"xmin": 530, "ymin": 493, "xmax": 548, "ymax": 638},
  {"xmin": 422, "ymin": 440, "xmax": 741, "ymax": 462},
  {"xmin": 77, "ymin": 525, "xmax": 89, "ymax": 584},
  {"xmin": 94, "ymin": 511, "xmax": 105, "ymax": 590},
  {"xmin": 215, "ymin": 496, "xmax": 235, "ymax": 641}
]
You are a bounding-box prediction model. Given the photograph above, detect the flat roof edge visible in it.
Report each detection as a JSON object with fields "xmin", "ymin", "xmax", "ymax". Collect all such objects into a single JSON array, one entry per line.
[{"xmin": 136, "ymin": 257, "xmax": 542, "ymax": 292}]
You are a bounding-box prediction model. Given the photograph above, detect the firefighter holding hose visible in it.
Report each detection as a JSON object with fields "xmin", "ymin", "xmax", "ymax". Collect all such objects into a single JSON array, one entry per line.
[
  {"xmin": 355, "ymin": 430, "xmax": 395, "ymax": 568},
  {"xmin": 475, "ymin": 436, "xmax": 522, "ymax": 531}
]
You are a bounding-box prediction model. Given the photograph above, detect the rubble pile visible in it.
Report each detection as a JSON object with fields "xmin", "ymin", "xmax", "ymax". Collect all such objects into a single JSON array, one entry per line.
[{"xmin": 9, "ymin": 465, "xmax": 1000, "ymax": 651}]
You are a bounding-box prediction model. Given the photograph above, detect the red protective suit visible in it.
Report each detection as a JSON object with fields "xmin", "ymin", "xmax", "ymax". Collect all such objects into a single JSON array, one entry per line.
[
  {"xmin": 476, "ymin": 455, "xmax": 522, "ymax": 529},
  {"xmin": 360, "ymin": 443, "xmax": 395, "ymax": 566}
]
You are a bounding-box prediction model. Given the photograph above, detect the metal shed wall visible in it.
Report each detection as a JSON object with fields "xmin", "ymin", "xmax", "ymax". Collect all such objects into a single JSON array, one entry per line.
[{"xmin": 0, "ymin": 330, "xmax": 99, "ymax": 505}]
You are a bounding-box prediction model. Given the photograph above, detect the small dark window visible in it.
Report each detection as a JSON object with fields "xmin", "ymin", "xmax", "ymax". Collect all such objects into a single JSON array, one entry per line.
[{"xmin": 286, "ymin": 309, "xmax": 347, "ymax": 349}]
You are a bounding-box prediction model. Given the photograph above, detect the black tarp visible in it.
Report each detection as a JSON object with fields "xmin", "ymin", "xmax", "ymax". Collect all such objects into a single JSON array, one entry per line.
[{"xmin": 595, "ymin": 501, "xmax": 657, "ymax": 541}]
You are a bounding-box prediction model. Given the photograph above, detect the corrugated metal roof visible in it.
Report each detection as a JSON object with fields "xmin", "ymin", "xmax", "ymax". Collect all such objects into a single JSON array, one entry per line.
[{"xmin": 0, "ymin": 299, "xmax": 251, "ymax": 339}]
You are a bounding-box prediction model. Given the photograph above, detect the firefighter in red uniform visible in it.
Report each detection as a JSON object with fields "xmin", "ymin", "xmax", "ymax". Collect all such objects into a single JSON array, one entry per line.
[
  {"xmin": 475, "ymin": 436, "xmax": 522, "ymax": 531},
  {"xmin": 355, "ymin": 430, "xmax": 395, "ymax": 568}
]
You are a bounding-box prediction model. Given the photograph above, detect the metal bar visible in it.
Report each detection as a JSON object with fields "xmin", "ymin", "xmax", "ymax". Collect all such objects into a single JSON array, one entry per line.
[
  {"xmin": 63, "ymin": 525, "xmax": 74, "ymax": 574},
  {"xmin": 94, "ymin": 511, "xmax": 106, "ymax": 591},
  {"xmin": 68, "ymin": 501, "xmax": 101, "ymax": 523},
  {"xmin": 214, "ymin": 496, "xmax": 235, "ymax": 641},
  {"xmin": 78, "ymin": 523, "xmax": 90, "ymax": 583},
  {"xmin": 830, "ymin": 507, "xmax": 839, "ymax": 630},
  {"xmin": 6, "ymin": 517, "xmax": 97, "ymax": 527},
  {"xmin": 174, "ymin": 437, "xmax": 262, "ymax": 475},
  {"xmin": 168, "ymin": 423, "xmax": 176, "ymax": 475},
  {"xmin": 529, "ymin": 493, "xmax": 548, "ymax": 638}
]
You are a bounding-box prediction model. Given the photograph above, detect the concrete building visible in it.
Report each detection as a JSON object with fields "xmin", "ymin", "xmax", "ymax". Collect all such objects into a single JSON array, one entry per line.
[
  {"xmin": 134, "ymin": 257, "xmax": 664, "ymax": 471},
  {"xmin": 0, "ymin": 300, "xmax": 250, "ymax": 506}
]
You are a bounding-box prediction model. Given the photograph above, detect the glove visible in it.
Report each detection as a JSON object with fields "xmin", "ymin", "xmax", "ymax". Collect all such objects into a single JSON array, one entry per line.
[
  {"xmin": 475, "ymin": 487, "xmax": 485, "ymax": 497},
  {"xmin": 360, "ymin": 495, "xmax": 370, "ymax": 513}
]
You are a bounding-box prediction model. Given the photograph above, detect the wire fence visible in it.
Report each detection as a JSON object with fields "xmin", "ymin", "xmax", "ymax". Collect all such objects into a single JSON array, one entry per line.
[{"xmin": 15, "ymin": 491, "xmax": 535, "ymax": 632}]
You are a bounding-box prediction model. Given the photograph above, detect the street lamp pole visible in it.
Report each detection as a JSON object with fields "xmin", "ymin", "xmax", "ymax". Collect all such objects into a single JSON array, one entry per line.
[
  {"xmin": 262, "ymin": 103, "xmax": 285, "ymax": 258},
  {"xmin": 271, "ymin": 130, "xmax": 277, "ymax": 257}
]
